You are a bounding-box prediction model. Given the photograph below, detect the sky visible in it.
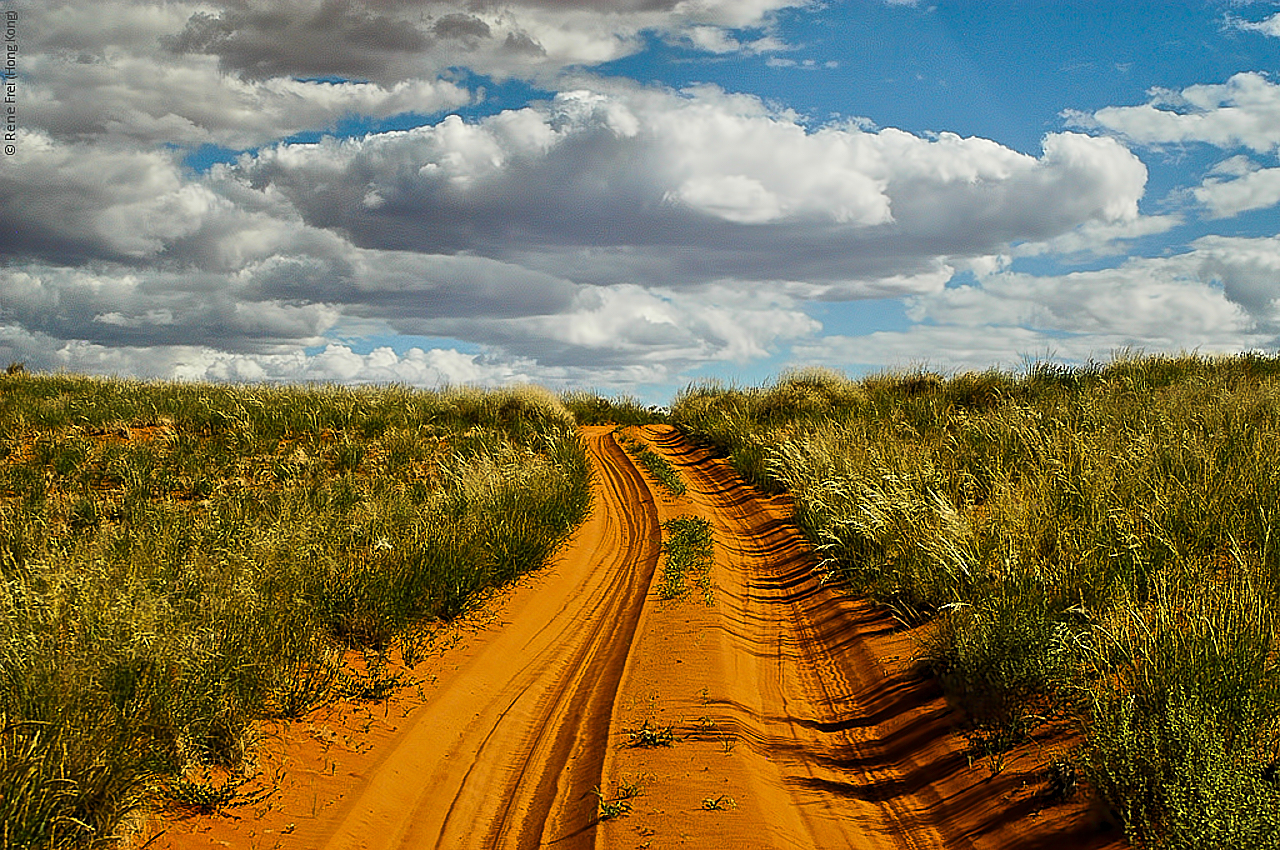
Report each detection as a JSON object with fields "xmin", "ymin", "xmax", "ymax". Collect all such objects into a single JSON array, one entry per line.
[{"xmin": 2, "ymin": 1, "xmax": 1280, "ymax": 403}]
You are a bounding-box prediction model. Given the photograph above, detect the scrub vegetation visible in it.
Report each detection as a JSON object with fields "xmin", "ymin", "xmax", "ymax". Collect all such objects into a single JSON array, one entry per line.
[
  {"xmin": 561, "ymin": 391, "xmax": 667, "ymax": 427},
  {"xmin": 671, "ymin": 354, "xmax": 1280, "ymax": 849},
  {"xmin": 0, "ymin": 373, "xmax": 591, "ymax": 848}
]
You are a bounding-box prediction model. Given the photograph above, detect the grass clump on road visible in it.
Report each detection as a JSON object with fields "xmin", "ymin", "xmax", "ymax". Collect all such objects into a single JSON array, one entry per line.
[
  {"xmin": 618, "ymin": 430, "xmax": 687, "ymax": 496},
  {"xmin": 671, "ymin": 353, "xmax": 1280, "ymax": 848},
  {"xmin": 658, "ymin": 516, "xmax": 714, "ymax": 603},
  {"xmin": 0, "ymin": 373, "xmax": 591, "ymax": 848}
]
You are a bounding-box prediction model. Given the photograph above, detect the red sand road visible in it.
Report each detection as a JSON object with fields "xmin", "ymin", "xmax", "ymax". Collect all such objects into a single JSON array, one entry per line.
[{"xmin": 146, "ymin": 426, "xmax": 1123, "ymax": 850}]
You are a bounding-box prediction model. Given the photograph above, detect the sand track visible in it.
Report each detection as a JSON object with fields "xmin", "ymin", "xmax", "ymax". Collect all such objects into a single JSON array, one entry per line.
[
  {"xmin": 316, "ymin": 428, "xmax": 660, "ymax": 850},
  {"xmin": 149, "ymin": 426, "xmax": 1121, "ymax": 850}
]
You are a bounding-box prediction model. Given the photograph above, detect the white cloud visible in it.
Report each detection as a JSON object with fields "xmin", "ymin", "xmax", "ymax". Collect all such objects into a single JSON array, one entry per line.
[
  {"xmin": 686, "ymin": 26, "xmax": 742, "ymax": 54},
  {"xmin": 793, "ymin": 238, "xmax": 1280, "ymax": 374},
  {"xmin": 233, "ymin": 85, "xmax": 1148, "ymax": 292},
  {"xmin": 511, "ymin": 283, "xmax": 819, "ymax": 364},
  {"xmin": 1227, "ymin": 11, "xmax": 1280, "ymax": 37},
  {"xmin": 1190, "ymin": 233, "xmax": 1280, "ymax": 318},
  {"xmin": 0, "ymin": 326, "xmax": 542, "ymax": 388},
  {"xmin": 18, "ymin": 2, "xmax": 1235, "ymax": 394},
  {"xmin": 1012, "ymin": 213, "xmax": 1181, "ymax": 258},
  {"xmin": 25, "ymin": 53, "xmax": 471, "ymax": 148},
  {"xmin": 0, "ymin": 131, "xmax": 224, "ymax": 260},
  {"xmin": 793, "ymin": 324, "xmax": 1065, "ymax": 373},
  {"xmin": 1073, "ymin": 72, "xmax": 1280, "ymax": 154},
  {"xmin": 909, "ymin": 264, "xmax": 1253, "ymax": 339},
  {"xmin": 19, "ymin": 0, "xmax": 810, "ymax": 150},
  {"xmin": 1195, "ymin": 159, "xmax": 1280, "ymax": 217},
  {"xmin": 127, "ymin": 0, "xmax": 806, "ymax": 84},
  {"xmin": 0, "ymin": 75, "xmax": 1163, "ymax": 390}
]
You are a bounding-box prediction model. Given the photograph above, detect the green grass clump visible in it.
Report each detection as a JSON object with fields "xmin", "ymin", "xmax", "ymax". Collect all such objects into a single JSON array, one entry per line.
[
  {"xmin": 671, "ymin": 352, "xmax": 1280, "ymax": 846},
  {"xmin": 0, "ymin": 373, "xmax": 591, "ymax": 847},
  {"xmin": 617, "ymin": 431, "xmax": 686, "ymax": 497},
  {"xmin": 658, "ymin": 516, "xmax": 714, "ymax": 603}
]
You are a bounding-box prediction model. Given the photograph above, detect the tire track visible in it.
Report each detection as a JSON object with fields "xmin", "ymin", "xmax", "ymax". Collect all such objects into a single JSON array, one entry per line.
[
  {"xmin": 318, "ymin": 428, "xmax": 660, "ymax": 850},
  {"xmin": 648, "ymin": 425, "xmax": 947, "ymax": 849},
  {"xmin": 633, "ymin": 426, "xmax": 1123, "ymax": 850},
  {"xmin": 150, "ymin": 425, "xmax": 1121, "ymax": 850}
]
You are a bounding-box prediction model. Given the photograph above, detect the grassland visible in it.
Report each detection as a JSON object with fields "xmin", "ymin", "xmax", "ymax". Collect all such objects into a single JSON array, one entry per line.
[
  {"xmin": 671, "ymin": 354, "xmax": 1280, "ymax": 849},
  {"xmin": 0, "ymin": 373, "xmax": 591, "ymax": 847}
]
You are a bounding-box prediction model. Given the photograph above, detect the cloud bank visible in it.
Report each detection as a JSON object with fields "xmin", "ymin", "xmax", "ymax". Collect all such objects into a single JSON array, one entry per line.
[
  {"xmin": 3, "ymin": 75, "xmax": 1157, "ymax": 388},
  {"xmin": 3, "ymin": 2, "xmax": 1278, "ymax": 394}
]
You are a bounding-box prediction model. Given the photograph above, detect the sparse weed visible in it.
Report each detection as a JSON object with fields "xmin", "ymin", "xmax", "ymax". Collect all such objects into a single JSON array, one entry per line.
[
  {"xmin": 162, "ymin": 766, "xmax": 273, "ymax": 815},
  {"xmin": 618, "ymin": 431, "xmax": 687, "ymax": 496},
  {"xmin": 594, "ymin": 780, "xmax": 644, "ymax": 821},
  {"xmin": 338, "ymin": 652, "xmax": 410, "ymax": 702},
  {"xmin": 701, "ymin": 794, "xmax": 736, "ymax": 810},
  {"xmin": 626, "ymin": 720, "xmax": 679, "ymax": 748}
]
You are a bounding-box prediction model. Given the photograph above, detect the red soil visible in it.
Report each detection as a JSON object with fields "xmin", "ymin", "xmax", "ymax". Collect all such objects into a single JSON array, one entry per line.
[{"xmin": 141, "ymin": 426, "xmax": 1124, "ymax": 849}]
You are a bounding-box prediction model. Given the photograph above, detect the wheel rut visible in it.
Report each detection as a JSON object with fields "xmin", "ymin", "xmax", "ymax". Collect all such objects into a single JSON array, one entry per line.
[{"xmin": 317, "ymin": 428, "xmax": 659, "ymax": 850}]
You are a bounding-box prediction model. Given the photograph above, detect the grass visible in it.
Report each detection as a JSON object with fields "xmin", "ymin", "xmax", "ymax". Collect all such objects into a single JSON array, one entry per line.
[
  {"xmin": 625, "ymin": 720, "xmax": 679, "ymax": 748},
  {"xmin": 657, "ymin": 516, "xmax": 714, "ymax": 603},
  {"xmin": 0, "ymin": 373, "xmax": 592, "ymax": 848},
  {"xmin": 617, "ymin": 430, "xmax": 687, "ymax": 496},
  {"xmin": 562, "ymin": 391, "xmax": 668, "ymax": 426},
  {"xmin": 671, "ymin": 354, "xmax": 1280, "ymax": 848},
  {"xmin": 594, "ymin": 777, "xmax": 645, "ymax": 821}
]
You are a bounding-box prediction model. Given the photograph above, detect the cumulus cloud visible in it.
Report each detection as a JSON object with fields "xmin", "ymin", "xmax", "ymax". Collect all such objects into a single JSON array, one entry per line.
[
  {"xmin": 154, "ymin": 0, "xmax": 805, "ymax": 83},
  {"xmin": 20, "ymin": 1, "xmax": 473, "ymax": 149},
  {"xmin": 8, "ymin": 1, "xmax": 1209, "ymax": 393},
  {"xmin": 414, "ymin": 283, "xmax": 821, "ymax": 371},
  {"xmin": 1194, "ymin": 155, "xmax": 1280, "ymax": 217},
  {"xmin": 25, "ymin": 55, "xmax": 471, "ymax": 148},
  {"xmin": 1071, "ymin": 72, "xmax": 1280, "ymax": 154},
  {"xmin": 1190, "ymin": 233, "xmax": 1280, "ymax": 319},
  {"xmin": 908, "ymin": 263, "xmax": 1254, "ymax": 339},
  {"xmin": 0, "ymin": 131, "xmax": 221, "ymax": 262},
  {"xmin": 233, "ymin": 85, "xmax": 1149, "ymax": 292},
  {"xmin": 0, "ymin": 263, "xmax": 340, "ymax": 352},
  {"xmin": 793, "ymin": 237, "xmax": 1280, "ymax": 374},
  {"xmin": 0, "ymin": 324, "xmax": 542, "ymax": 388},
  {"xmin": 0, "ymin": 72, "xmax": 1164, "ymax": 390},
  {"xmin": 18, "ymin": 0, "xmax": 805, "ymax": 151}
]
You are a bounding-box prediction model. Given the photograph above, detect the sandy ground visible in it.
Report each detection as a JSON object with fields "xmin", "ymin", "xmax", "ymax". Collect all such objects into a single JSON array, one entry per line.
[{"xmin": 141, "ymin": 425, "xmax": 1125, "ymax": 850}]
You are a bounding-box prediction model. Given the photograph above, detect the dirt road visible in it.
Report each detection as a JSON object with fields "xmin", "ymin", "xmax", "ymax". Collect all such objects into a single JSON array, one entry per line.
[{"xmin": 150, "ymin": 426, "xmax": 1121, "ymax": 850}]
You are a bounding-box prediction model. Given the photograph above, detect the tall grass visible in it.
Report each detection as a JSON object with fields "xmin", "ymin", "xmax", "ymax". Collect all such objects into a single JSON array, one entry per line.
[
  {"xmin": 0, "ymin": 375, "xmax": 591, "ymax": 847},
  {"xmin": 672, "ymin": 354, "xmax": 1280, "ymax": 847},
  {"xmin": 561, "ymin": 391, "xmax": 667, "ymax": 426}
]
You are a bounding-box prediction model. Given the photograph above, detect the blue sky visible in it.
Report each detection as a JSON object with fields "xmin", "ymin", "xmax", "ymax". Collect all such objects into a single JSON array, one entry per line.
[{"xmin": 3, "ymin": 1, "xmax": 1280, "ymax": 402}]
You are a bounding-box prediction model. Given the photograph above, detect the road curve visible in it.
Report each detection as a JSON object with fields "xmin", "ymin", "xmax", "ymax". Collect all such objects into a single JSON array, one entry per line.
[{"xmin": 317, "ymin": 427, "xmax": 659, "ymax": 850}]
